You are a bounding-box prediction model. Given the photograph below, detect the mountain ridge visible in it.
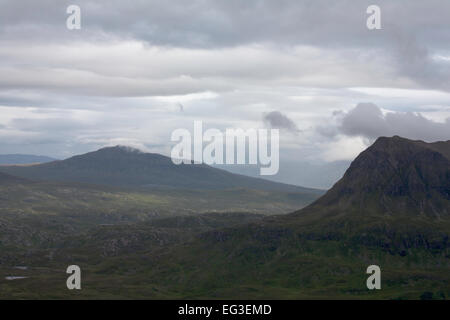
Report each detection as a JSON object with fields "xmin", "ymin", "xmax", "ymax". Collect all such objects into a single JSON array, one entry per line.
[
  {"xmin": 300, "ymin": 136, "xmax": 450, "ymax": 218},
  {"xmin": 0, "ymin": 146, "xmax": 323, "ymax": 194},
  {"xmin": 0, "ymin": 154, "xmax": 57, "ymax": 165}
]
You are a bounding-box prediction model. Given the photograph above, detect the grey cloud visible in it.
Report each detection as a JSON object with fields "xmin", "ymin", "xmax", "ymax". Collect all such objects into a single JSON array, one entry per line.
[
  {"xmin": 324, "ymin": 102, "xmax": 450, "ymax": 142},
  {"xmin": 0, "ymin": 66, "xmax": 231, "ymax": 97},
  {"xmin": 0, "ymin": 45, "xmax": 397, "ymax": 98},
  {"xmin": 340, "ymin": 103, "xmax": 388, "ymax": 139},
  {"xmin": 1, "ymin": 0, "xmax": 450, "ymax": 100},
  {"xmin": 387, "ymin": 27, "xmax": 450, "ymax": 92},
  {"xmin": 263, "ymin": 111, "xmax": 299, "ymax": 133},
  {"xmin": 1, "ymin": 0, "xmax": 450, "ymax": 50}
]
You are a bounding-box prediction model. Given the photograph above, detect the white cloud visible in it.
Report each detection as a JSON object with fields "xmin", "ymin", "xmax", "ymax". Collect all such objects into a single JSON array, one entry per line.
[{"xmin": 320, "ymin": 136, "xmax": 368, "ymax": 162}]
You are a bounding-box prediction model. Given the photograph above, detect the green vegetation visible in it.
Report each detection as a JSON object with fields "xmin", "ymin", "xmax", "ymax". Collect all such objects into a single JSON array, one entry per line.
[{"xmin": 1, "ymin": 213, "xmax": 449, "ymax": 299}]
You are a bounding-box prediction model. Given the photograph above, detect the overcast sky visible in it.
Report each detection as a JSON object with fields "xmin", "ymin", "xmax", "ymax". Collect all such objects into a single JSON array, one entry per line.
[{"xmin": 0, "ymin": 0, "xmax": 449, "ymax": 171}]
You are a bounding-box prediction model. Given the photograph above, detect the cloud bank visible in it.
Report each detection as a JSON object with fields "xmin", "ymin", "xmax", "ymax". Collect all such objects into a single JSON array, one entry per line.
[{"xmin": 322, "ymin": 103, "xmax": 450, "ymax": 142}]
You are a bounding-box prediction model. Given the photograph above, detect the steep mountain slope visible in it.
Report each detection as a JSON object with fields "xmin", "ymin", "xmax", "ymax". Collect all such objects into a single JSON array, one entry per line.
[
  {"xmin": 299, "ymin": 136, "xmax": 450, "ymax": 218},
  {"xmin": 0, "ymin": 154, "xmax": 56, "ymax": 165},
  {"xmin": 0, "ymin": 146, "xmax": 323, "ymax": 194}
]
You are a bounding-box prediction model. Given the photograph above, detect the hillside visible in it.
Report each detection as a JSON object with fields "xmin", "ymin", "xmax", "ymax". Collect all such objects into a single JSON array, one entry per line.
[
  {"xmin": 0, "ymin": 146, "xmax": 323, "ymax": 195},
  {"xmin": 0, "ymin": 171, "xmax": 28, "ymax": 185},
  {"xmin": 299, "ymin": 136, "xmax": 450, "ymax": 218}
]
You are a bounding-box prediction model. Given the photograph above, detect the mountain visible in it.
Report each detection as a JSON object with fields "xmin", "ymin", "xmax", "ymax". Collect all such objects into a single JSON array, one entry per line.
[
  {"xmin": 0, "ymin": 154, "xmax": 56, "ymax": 165},
  {"xmin": 0, "ymin": 146, "xmax": 323, "ymax": 194},
  {"xmin": 300, "ymin": 136, "xmax": 450, "ymax": 218}
]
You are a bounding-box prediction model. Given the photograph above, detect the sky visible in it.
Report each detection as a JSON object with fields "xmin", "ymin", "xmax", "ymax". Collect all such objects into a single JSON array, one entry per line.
[{"xmin": 0, "ymin": 0, "xmax": 449, "ymax": 187}]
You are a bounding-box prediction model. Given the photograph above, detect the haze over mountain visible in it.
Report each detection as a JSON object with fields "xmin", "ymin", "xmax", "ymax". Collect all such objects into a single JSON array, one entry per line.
[
  {"xmin": 0, "ymin": 154, "xmax": 56, "ymax": 165},
  {"xmin": 214, "ymin": 160, "xmax": 350, "ymax": 189},
  {"xmin": 0, "ymin": 146, "xmax": 323, "ymax": 195}
]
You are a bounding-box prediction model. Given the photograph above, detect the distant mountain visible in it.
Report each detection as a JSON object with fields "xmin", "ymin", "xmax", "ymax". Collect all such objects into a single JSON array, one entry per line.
[
  {"xmin": 0, "ymin": 154, "xmax": 56, "ymax": 165},
  {"xmin": 0, "ymin": 146, "xmax": 323, "ymax": 195},
  {"xmin": 301, "ymin": 136, "xmax": 450, "ymax": 218}
]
